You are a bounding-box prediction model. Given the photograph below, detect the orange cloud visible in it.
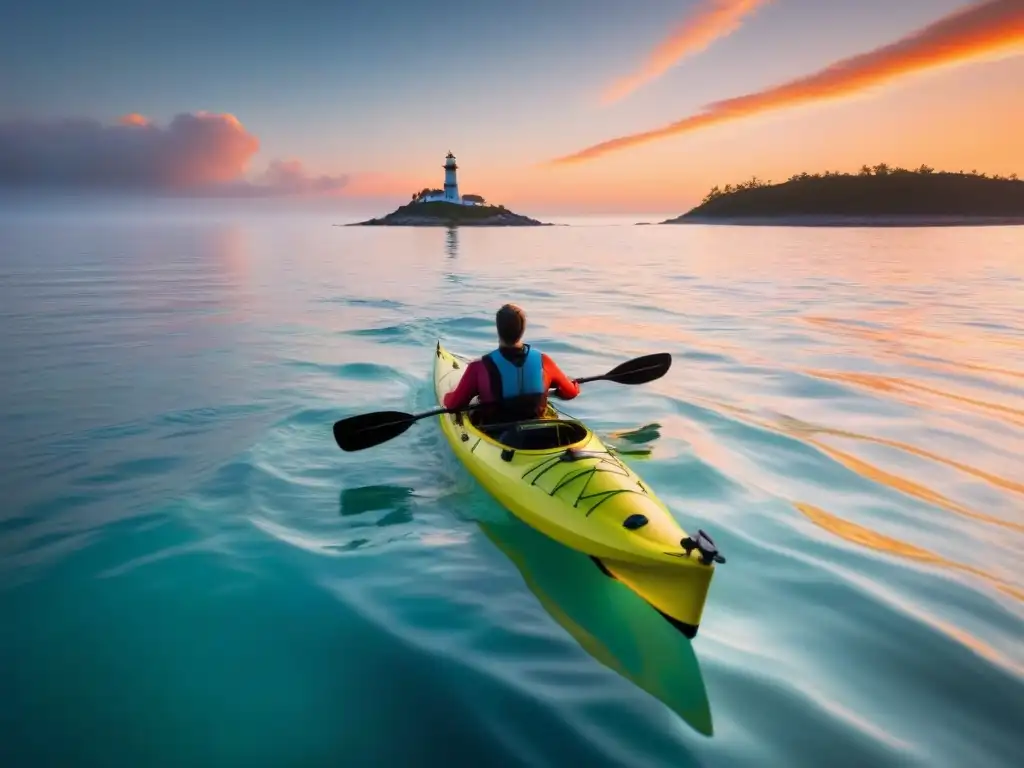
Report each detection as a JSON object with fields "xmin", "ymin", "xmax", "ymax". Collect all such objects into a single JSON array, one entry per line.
[
  {"xmin": 118, "ymin": 113, "xmax": 151, "ymax": 127},
  {"xmin": 552, "ymin": 0, "xmax": 1024, "ymax": 166},
  {"xmin": 602, "ymin": 0, "xmax": 771, "ymax": 105}
]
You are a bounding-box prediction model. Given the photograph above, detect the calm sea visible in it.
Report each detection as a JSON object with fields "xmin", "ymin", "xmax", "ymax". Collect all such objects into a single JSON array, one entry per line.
[{"xmin": 1, "ymin": 200, "xmax": 1022, "ymax": 767}]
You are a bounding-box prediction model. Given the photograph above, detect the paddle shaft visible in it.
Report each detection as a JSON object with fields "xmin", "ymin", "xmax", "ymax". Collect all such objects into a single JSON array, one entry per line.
[
  {"xmin": 332, "ymin": 351, "xmax": 671, "ymax": 452},
  {"xmin": 403, "ymin": 360, "xmax": 666, "ymax": 422}
]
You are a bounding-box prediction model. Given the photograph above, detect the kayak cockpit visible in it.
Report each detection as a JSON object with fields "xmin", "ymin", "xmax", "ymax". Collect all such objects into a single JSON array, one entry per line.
[{"xmin": 475, "ymin": 418, "xmax": 590, "ymax": 452}]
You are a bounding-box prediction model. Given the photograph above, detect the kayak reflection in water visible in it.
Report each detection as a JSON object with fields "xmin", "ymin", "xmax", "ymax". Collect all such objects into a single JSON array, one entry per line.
[{"xmin": 442, "ymin": 303, "xmax": 580, "ymax": 426}]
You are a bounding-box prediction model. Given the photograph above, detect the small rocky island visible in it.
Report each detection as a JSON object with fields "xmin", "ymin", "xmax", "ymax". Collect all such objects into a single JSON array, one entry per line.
[
  {"xmin": 352, "ymin": 200, "xmax": 548, "ymax": 227},
  {"xmin": 661, "ymin": 165, "xmax": 1024, "ymax": 226},
  {"xmin": 350, "ymin": 151, "xmax": 550, "ymax": 227}
]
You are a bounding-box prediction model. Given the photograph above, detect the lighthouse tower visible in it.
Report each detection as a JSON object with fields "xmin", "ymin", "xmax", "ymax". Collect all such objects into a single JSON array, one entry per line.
[{"xmin": 443, "ymin": 151, "xmax": 461, "ymax": 203}]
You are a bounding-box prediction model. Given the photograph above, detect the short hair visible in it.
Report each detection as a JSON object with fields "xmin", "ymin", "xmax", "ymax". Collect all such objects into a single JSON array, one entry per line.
[{"xmin": 496, "ymin": 303, "xmax": 526, "ymax": 344}]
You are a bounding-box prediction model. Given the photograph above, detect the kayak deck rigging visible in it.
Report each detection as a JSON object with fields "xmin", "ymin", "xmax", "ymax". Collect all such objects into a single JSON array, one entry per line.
[
  {"xmin": 465, "ymin": 411, "xmax": 652, "ymax": 516},
  {"xmin": 521, "ymin": 448, "xmax": 650, "ymax": 517}
]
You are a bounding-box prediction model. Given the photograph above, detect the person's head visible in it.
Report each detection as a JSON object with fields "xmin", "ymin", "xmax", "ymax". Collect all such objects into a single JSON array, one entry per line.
[{"xmin": 496, "ymin": 303, "xmax": 526, "ymax": 347}]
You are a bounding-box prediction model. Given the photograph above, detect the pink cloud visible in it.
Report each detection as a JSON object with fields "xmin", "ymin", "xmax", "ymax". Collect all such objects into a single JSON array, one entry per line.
[
  {"xmin": 256, "ymin": 159, "xmax": 349, "ymax": 195},
  {"xmin": 0, "ymin": 112, "xmax": 347, "ymax": 197}
]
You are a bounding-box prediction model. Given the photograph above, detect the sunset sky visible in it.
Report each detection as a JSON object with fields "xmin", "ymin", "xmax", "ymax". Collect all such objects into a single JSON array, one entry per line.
[{"xmin": 2, "ymin": 0, "xmax": 1023, "ymax": 213}]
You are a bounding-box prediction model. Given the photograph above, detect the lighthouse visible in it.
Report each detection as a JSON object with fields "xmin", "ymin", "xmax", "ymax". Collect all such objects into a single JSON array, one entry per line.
[
  {"xmin": 443, "ymin": 151, "xmax": 461, "ymax": 203},
  {"xmin": 415, "ymin": 152, "xmax": 479, "ymax": 205}
]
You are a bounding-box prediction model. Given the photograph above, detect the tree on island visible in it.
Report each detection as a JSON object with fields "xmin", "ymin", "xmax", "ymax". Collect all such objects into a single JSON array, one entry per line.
[
  {"xmin": 409, "ymin": 189, "xmax": 489, "ymax": 204},
  {"xmin": 411, "ymin": 187, "xmax": 444, "ymax": 201}
]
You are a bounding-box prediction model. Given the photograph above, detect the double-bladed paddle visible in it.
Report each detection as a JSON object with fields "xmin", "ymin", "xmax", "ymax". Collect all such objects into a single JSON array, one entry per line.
[{"xmin": 332, "ymin": 352, "xmax": 671, "ymax": 452}]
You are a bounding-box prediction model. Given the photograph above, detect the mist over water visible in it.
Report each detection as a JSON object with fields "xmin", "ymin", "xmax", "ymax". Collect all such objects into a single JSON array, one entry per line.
[{"xmin": 1, "ymin": 202, "xmax": 1022, "ymax": 767}]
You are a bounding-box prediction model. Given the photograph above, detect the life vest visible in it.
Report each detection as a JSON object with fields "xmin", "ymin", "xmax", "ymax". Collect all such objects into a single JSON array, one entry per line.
[
  {"xmin": 486, "ymin": 344, "xmax": 544, "ymax": 397},
  {"xmin": 481, "ymin": 344, "xmax": 546, "ymax": 422}
]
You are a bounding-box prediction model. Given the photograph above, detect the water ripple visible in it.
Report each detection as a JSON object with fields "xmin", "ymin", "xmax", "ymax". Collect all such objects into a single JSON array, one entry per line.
[{"xmin": 3, "ymin": 215, "xmax": 1023, "ymax": 767}]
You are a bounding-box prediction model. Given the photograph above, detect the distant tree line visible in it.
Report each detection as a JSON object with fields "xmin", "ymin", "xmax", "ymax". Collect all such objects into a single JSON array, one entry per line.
[{"xmin": 700, "ymin": 165, "xmax": 1021, "ymax": 205}]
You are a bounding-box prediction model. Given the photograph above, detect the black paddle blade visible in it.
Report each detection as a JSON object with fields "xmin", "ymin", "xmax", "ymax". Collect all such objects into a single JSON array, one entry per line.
[
  {"xmin": 601, "ymin": 352, "xmax": 672, "ymax": 385},
  {"xmin": 333, "ymin": 410, "xmax": 417, "ymax": 452}
]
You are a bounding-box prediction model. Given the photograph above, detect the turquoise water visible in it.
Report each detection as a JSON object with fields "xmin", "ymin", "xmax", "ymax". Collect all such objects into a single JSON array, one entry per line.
[{"xmin": 2, "ymin": 205, "xmax": 1023, "ymax": 767}]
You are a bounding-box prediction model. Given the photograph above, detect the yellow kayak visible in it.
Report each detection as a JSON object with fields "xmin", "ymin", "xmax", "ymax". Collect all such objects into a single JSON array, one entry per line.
[{"xmin": 432, "ymin": 340, "xmax": 722, "ymax": 637}]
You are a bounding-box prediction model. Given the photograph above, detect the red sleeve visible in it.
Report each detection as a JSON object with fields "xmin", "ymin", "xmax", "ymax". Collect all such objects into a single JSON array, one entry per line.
[
  {"xmin": 443, "ymin": 360, "xmax": 483, "ymax": 410},
  {"xmin": 542, "ymin": 354, "xmax": 580, "ymax": 400}
]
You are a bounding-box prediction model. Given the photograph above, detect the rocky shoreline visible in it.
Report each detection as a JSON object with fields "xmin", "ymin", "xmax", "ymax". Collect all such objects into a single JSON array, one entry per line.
[{"xmin": 352, "ymin": 211, "xmax": 549, "ymax": 227}]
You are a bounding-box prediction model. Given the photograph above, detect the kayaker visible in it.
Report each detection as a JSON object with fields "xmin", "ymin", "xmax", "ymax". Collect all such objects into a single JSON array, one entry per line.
[{"xmin": 443, "ymin": 303, "xmax": 580, "ymax": 424}]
